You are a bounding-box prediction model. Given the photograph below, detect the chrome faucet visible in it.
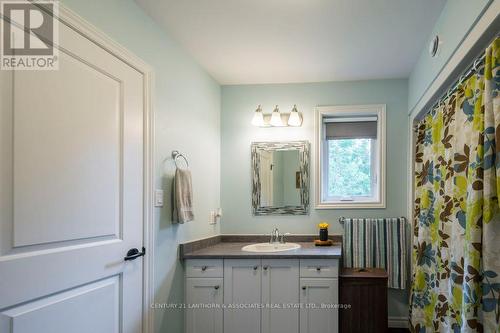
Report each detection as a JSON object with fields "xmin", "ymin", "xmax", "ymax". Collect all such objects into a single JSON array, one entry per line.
[
  {"xmin": 269, "ymin": 228, "xmax": 290, "ymax": 244},
  {"xmin": 269, "ymin": 228, "xmax": 280, "ymax": 243},
  {"xmin": 280, "ymin": 233, "xmax": 290, "ymax": 244}
]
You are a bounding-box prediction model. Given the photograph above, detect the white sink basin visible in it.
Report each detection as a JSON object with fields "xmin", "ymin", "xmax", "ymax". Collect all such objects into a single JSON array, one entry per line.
[{"xmin": 241, "ymin": 242, "xmax": 301, "ymax": 253}]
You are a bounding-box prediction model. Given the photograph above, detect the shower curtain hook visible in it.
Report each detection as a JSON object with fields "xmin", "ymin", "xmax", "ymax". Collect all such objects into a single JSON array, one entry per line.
[{"xmin": 473, "ymin": 58, "xmax": 479, "ymax": 72}]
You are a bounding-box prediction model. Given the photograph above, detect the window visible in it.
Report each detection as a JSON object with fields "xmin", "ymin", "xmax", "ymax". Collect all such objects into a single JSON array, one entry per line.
[{"xmin": 315, "ymin": 105, "xmax": 386, "ymax": 208}]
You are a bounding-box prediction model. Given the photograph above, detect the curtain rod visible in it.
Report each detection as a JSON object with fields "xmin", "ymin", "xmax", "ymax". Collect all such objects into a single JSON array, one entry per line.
[
  {"xmin": 431, "ymin": 53, "xmax": 485, "ymax": 109},
  {"xmin": 413, "ymin": 51, "xmax": 486, "ymax": 132},
  {"xmin": 414, "ymin": 34, "xmax": 500, "ymax": 130},
  {"xmin": 437, "ymin": 53, "xmax": 485, "ymax": 107}
]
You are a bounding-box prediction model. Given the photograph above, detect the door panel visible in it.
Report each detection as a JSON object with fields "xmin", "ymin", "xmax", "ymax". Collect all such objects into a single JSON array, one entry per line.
[
  {"xmin": 261, "ymin": 259, "xmax": 299, "ymax": 333},
  {"xmin": 223, "ymin": 259, "xmax": 261, "ymax": 333},
  {"xmin": 0, "ymin": 277, "xmax": 120, "ymax": 333},
  {"xmin": 0, "ymin": 12, "xmax": 145, "ymax": 333},
  {"xmin": 259, "ymin": 151, "xmax": 273, "ymax": 206},
  {"xmin": 13, "ymin": 49, "xmax": 122, "ymax": 246}
]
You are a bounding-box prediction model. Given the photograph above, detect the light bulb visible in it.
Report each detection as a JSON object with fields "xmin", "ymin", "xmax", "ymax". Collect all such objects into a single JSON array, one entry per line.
[
  {"xmin": 287, "ymin": 105, "xmax": 302, "ymax": 126},
  {"xmin": 251, "ymin": 105, "xmax": 265, "ymax": 127},
  {"xmin": 270, "ymin": 105, "xmax": 283, "ymax": 126}
]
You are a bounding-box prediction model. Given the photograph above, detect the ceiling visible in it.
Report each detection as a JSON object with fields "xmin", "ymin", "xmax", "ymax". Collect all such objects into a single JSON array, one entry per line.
[{"xmin": 136, "ymin": 0, "xmax": 447, "ymax": 85}]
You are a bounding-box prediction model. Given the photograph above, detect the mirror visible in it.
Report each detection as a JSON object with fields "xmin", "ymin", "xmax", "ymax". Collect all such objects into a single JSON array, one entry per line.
[{"xmin": 251, "ymin": 141, "xmax": 310, "ymax": 215}]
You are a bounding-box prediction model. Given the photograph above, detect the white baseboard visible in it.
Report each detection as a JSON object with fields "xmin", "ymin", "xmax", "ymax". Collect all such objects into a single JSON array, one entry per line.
[{"xmin": 388, "ymin": 316, "xmax": 408, "ymax": 328}]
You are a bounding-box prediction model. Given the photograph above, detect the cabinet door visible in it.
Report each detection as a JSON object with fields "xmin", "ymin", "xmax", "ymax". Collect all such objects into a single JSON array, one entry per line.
[
  {"xmin": 261, "ymin": 259, "xmax": 299, "ymax": 333},
  {"xmin": 186, "ymin": 278, "xmax": 223, "ymax": 333},
  {"xmin": 224, "ymin": 259, "xmax": 261, "ymax": 333},
  {"xmin": 299, "ymin": 278, "xmax": 338, "ymax": 333}
]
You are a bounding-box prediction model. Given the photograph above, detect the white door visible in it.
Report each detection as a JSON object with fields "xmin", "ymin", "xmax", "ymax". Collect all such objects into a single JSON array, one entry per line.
[
  {"xmin": 299, "ymin": 278, "xmax": 339, "ymax": 333},
  {"xmin": 224, "ymin": 259, "xmax": 261, "ymax": 333},
  {"xmin": 261, "ymin": 259, "xmax": 299, "ymax": 333},
  {"xmin": 0, "ymin": 12, "xmax": 145, "ymax": 333},
  {"xmin": 186, "ymin": 278, "xmax": 223, "ymax": 333},
  {"xmin": 259, "ymin": 151, "xmax": 273, "ymax": 206}
]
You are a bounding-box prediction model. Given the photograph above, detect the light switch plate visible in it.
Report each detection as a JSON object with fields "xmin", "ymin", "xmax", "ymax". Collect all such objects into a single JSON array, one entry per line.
[{"xmin": 154, "ymin": 189, "xmax": 164, "ymax": 207}]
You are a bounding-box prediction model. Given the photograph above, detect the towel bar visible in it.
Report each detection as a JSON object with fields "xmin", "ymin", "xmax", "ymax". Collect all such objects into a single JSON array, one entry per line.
[{"xmin": 172, "ymin": 150, "xmax": 189, "ymax": 168}]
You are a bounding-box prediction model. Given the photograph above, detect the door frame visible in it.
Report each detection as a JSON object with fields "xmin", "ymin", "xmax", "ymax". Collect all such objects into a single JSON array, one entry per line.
[{"xmin": 43, "ymin": 5, "xmax": 156, "ymax": 332}]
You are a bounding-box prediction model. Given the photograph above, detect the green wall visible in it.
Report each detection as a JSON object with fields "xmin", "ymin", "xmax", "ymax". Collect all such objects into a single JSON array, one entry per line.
[
  {"xmin": 221, "ymin": 79, "xmax": 410, "ymax": 318},
  {"xmin": 59, "ymin": 1, "xmax": 222, "ymax": 332},
  {"xmin": 53, "ymin": 0, "xmax": 457, "ymax": 327},
  {"xmin": 409, "ymin": 0, "xmax": 493, "ymax": 112}
]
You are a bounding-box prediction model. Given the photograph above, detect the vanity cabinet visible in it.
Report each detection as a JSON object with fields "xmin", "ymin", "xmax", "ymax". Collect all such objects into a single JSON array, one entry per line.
[
  {"xmin": 223, "ymin": 259, "xmax": 300, "ymax": 333},
  {"xmin": 260, "ymin": 259, "xmax": 299, "ymax": 333},
  {"xmin": 185, "ymin": 258, "xmax": 339, "ymax": 333},
  {"xmin": 185, "ymin": 259, "xmax": 224, "ymax": 333},
  {"xmin": 223, "ymin": 259, "xmax": 262, "ymax": 333},
  {"xmin": 299, "ymin": 259, "xmax": 339, "ymax": 333},
  {"xmin": 185, "ymin": 278, "xmax": 223, "ymax": 333},
  {"xmin": 299, "ymin": 278, "xmax": 338, "ymax": 333}
]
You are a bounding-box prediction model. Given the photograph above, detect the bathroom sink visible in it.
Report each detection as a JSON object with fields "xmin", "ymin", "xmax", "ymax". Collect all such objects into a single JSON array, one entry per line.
[{"xmin": 241, "ymin": 242, "xmax": 301, "ymax": 253}]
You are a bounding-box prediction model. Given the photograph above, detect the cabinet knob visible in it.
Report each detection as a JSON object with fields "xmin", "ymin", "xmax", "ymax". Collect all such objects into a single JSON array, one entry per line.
[
  {"xmin": 201, "ymin": 266, "xmax": 207, "ymax": 271},
  {"xmin": 214, "ymin": 285, "xmax": 220, "ymax": 290},
  {"xmin": 253, "ymin": 266, "xmax": 258, "ymax": 270},
  {"xmin": 316, "ymin": 267, "xmax": 321, "ymax": 271},
  {"xmin": 263, "ymin": 266, "xmax": 268, "ymax": 270},
  {"xmin": 302, "ymin": 286, "xmax": 307, "ymax": 290}
]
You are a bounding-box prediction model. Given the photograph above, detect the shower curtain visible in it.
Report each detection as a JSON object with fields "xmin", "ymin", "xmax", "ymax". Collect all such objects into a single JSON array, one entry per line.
[{"xmin": 410, "ymin": 38, "xmax": 500, "ymax": 333}]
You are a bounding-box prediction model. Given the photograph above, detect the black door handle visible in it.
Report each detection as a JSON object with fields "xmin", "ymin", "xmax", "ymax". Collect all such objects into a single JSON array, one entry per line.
[{"xmin": 124, "ymin": 247, "xmax": 146, "ymax": 261}]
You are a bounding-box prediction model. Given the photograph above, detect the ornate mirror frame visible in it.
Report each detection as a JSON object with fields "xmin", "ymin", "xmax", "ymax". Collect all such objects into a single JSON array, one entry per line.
[{"xmin": 251, "ymin": 141, "xmax": 310, "ymax": 215}]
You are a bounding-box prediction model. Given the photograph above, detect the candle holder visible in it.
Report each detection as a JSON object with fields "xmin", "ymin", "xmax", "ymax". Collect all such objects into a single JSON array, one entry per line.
[
  {"xmin": 319, "ymin": 228, "xmax": 328, "ymax": 241},
  {"xmin": 317, "ymin": 222, "xmax": 329, "ymax": 241}
]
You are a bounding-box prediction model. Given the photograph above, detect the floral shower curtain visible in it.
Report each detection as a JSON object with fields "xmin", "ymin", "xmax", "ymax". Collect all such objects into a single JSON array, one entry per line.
[{"xmin": 410, "ymin": 38, "xmax": 500, "ymax": 332}]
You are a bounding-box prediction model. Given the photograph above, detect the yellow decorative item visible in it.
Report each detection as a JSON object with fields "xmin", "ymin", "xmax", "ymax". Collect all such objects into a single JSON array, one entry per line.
[
  {"xmin": 318, "ymin": 222, "xmax": 329, "ymax": 241},
  {"xmin": 318, "ymin": 222, "xmax": 329, "ymax": 229}
]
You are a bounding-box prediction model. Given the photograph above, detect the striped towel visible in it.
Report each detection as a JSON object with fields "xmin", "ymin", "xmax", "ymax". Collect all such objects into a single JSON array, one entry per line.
[{"xmin": 343, "ymin": 217, "xmax": 408, "ymax": 289}]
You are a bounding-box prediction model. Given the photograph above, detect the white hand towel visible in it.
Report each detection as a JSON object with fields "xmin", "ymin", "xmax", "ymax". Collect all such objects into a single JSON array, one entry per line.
[{"xmin": 173, "ymin": 168, "xmax": 194, "ymax": 223}]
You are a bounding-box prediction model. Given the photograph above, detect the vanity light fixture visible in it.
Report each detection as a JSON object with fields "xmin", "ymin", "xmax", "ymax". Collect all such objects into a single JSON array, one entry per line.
[
  {"xmin": 287, "ymin": 104, "xmax": 302, "ymax": 126},
  {"xmin": 251, "ymin": 105, "xmax": 265, "ymax": 127},
  {"xmin": 251, "ymin": 105, "xmax": 303, "ymax": 127},
  {"xmin": 270, "ymin": 105, "xmax": 284, "ymax": 127}
]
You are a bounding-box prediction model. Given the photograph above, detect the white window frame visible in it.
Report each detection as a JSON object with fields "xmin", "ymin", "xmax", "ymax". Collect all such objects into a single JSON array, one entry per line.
[{"xmin": 315, "ymin": 104, "xmax": 386, "ymax": 209}]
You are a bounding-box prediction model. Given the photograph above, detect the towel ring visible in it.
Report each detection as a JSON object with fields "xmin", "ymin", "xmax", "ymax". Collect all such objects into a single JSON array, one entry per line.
[{"xmin": 172, "ymin": 150, "xmax": 189, "ymax": 168}]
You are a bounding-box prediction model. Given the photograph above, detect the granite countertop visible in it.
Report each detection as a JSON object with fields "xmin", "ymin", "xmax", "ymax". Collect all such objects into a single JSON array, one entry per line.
[{"xmin": 180, "ymin": 235, "xmax": 342, "ymax": 259}]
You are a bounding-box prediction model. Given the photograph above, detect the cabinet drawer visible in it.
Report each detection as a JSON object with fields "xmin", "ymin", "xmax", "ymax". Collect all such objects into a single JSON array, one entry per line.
[
  {"xmin": 186, "ymin": 259, "xmax": 223, "ymax": 278},
  {"xmin": 186, "ymin": 278, "xmax": 223, "ymax": 333},
  {"xmin": 300, "ymin": 259, "xmax": 339, "ymax": 278}
]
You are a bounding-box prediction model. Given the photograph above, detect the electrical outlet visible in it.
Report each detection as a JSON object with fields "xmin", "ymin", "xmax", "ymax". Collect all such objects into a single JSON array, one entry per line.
[{"xmin": 209, "ymin": 211, "xmax": 217, "ymax": 225}]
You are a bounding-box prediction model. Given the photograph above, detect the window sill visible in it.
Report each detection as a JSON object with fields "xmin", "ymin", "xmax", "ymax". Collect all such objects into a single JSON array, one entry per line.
[{"xmin": 315, "ymin": 201, "xmax": 386, "ymax": 209}]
